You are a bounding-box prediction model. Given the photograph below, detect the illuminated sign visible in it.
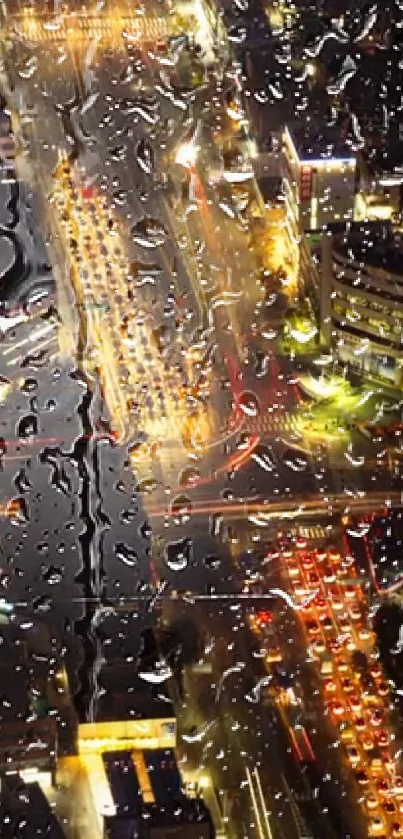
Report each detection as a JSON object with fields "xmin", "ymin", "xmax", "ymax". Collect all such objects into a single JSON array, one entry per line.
[{"xmin": 300, "ymin": 166, "xmax": 312, "ymax": 201}]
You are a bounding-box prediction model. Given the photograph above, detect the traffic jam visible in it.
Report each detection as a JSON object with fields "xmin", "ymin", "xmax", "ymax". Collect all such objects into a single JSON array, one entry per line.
[{"xmin": 247, "ymin": 536, "xmax": 403, "ymax": 838}]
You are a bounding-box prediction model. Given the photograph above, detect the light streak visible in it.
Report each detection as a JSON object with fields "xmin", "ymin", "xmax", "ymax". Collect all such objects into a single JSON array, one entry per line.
[
  {"xmin": 301, "ymin": 726, "xmax": 316, "ymax": 761},
  {"xmin": 245, "ymin": 765, "xmax": 266, "ymax": 839},
  {"xmin": 253, "ymin": 766, "xmax": 274, "ymax": 839},
  {"xmin": 289, "ymin": 727, "xmax": 303, "ymax": 762}
]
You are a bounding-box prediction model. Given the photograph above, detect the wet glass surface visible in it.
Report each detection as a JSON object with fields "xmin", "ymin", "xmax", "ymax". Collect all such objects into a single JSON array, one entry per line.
[{"xmin": 1, "ymin": 2, "xmax": 403, "ymax": 838}]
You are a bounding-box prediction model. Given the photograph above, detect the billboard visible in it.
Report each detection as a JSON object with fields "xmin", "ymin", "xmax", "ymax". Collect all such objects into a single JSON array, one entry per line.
[{"xmin": 299, "ymin": 165, "xmax": 313, "ymax": 201}]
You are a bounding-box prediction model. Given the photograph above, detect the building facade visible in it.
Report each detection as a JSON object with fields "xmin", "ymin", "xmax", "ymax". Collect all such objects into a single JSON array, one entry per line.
[
  {"xmin": 282, "ymin": 123, "xmax": 356, "ymax": 238},
  {"xmin": 320, "ymin": 223, "xmax": 403, "ymax": 386},
  {"xmin": 281, "ymin": 123, "xmax": 356, "ymax": 296}
]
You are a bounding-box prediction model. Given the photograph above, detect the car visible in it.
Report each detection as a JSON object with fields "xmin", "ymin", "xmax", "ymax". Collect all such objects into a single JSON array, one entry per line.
[
  {"xmin": 371, "ymin": 708, "xmax": 384, "ymax": 726},
  {"xmin": 350, "ymin": 695, "xmax": 362, "ymax": 713},
  {"xmin": 323, "ymin": 571, "xmax": 336, "ymax": 584},
  {"xmin": 376, "ymin": 780, "xmax": 389, "ymax": 797},
  {"xmin": 328, "ymin": 636, "xmax": 343, "ymax": 654},
  {"xmin": 316, "ymin": 596, "xmax": 328, "ymax": 611},
  {"xmin": 306, "ymin": 619, "xmax": 320, "ymax": 636},
  {"xmin": 324, "ymin": 679, "xmax": 337, "ymax": 694},
  {"xmin": 391, "ymin": 822, "xmax": 403, "ymax": 837},
  {"xmin": 370, "ymin": 662, "xmax": 383, "ymax": 679},
  {"xmin": 358, "ymin": 626, "xmax": 374, "ymax": 643},
  {"xmin": 368, "ymin": 815, "xmax": 386, "ymax": 836},
  {"xmin": 383, "ymin": 800, "xmax": 397, "ymax": 815},
  {"xmin": 341, "ymin": 677, "xmax": 355, "ymax": 693},
  {"xmin": 349, "ymin": 605, "xmax": 362, "ymax": 620},
  {"xmin": 376, "ymin": 730, "xmax": 389, "ymax": 748},
  {"xmin": 302, "ymin": 556, "xmax": 314, "ymax": 570},
  {"xmin": 370, "ymin": 758, "xmax": 384, "ymax": 777},
  {"xmin": 312, "ymin": 639, "xmax": 326, "ymax": 655},
  {"xmin": 345, "ymin": 585, "xmax": 358, "ymax": 600},
  {"xmin": 363, "ymin": 692, "xmax": 383, "ymax": 708},
  {"xmin": 288, "ymin": 563, "xmax": 300, "ymax": 578},
  {"xmin": 331, "ymin": 598, "xmax": 344, "ymax": 612},
  {"xmin": 307, "ymin": 571, "xmax": 319, "ymax": 585},
  {"xmin": 377, "ymin": 682, "xmax": 389, "ymax": 697},
  {"xmin": 329, "ymin": 700, "xmax": 344, "ymax": 717},
  {"xmin": 338, "ymin": 616, "xmax": 351, "ymax": 631},
  {"xmin": 392, "ymin": 777, "xmax": 403, "ymax": 797},
  {"xmin": 355, "ymin": 770, "xmax": 369, "ymax": 786},
  {"xmin": 353, "ymin": 715, "xmax": 366, "ymax": 731},
  {"xmin": 340, "ymin": 726, "xmax": 355, "ymax": 743},
  {"xmin": 362, "ymin": 736, "xmax": 374, "ymax": 751},
  {"xmin": 346, "ymin": 744, "xmax": 360, "ymax": 768},
  {"xmin": 320, "ymin": 615, "xmax": 334, "ymax": 631},
  {"xmin": 366, "ymin": 793, "xmax": 379, "ymax": 811}
]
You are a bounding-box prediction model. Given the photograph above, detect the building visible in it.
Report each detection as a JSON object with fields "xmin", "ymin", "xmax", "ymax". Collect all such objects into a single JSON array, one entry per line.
[
  {"xmin": 0, "ymin": 109, "xmax": 15, "ymax": 163},
  {"xmin": 0, "ymin": 776, "xmax": 67, "ymax": 839},
  {"xmin": 320, "ymin": 221, "xmax": 403, "ymax": 385},
  {"xmin": 355, "ymin": 144, "xmax": 403, "ymax": 223},
  {"xmin": 100, "ymin": 748, "xmax": 215, "ymax": 838},
  {"xmin": 0, "ymin": 607, "xmax": 75, "ymax": 781},
  {"xmin": 282, "ymin": 122, "xmax": 356, "ymax": 238}
]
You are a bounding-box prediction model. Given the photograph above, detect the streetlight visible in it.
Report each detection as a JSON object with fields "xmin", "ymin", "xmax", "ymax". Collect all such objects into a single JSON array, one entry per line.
[{"xmin": 175, "ymin": 141, "xmax": 198, "ymax": 169}]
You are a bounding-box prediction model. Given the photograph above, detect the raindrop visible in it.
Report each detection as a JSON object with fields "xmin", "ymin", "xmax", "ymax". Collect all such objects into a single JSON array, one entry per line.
[
  {"xmin": 136, "ymin": 478, "xmax": 159, "ymax": 494},
  {"xmin": 17, "ymin": 414, "xmax": 38, "ymax": 439},
  {"xmin": 171, "ymin": 494, "xmax": 192, "ymax": 524},
  {"xmin": 132, "ymin": 216, "xmax": 168, "ymax": 249},
  {"xmin": 14, "ymin": 468, "xmax": 32, "ymax": 494},
  {"xmin": 20, "ymin": 378, "xmax": 38, "ymax": 394},
  {"xmin": 42, "ymin": 565, "xmax": 64, "ymax": 585},
  {"xmin": 32, "ymin": 595, "xmax": 53, "ymax": 614},
  {"xmin": 238, "ymin": 390, "xmax": 260, "ymax": 417},
  {"xmin": 178, "ymin": 465, "xmax": 201, "ymax": 487},
  {"xmin": 136, "ymin": 137, "xmax": 154, "ymax": 175},
  {"xmin": 114, "ymin": 542, "xmax": 139, "ymax": 567},
  {"xmin": 203, "ymin": 554, "xmax": 221, "ymax": 571},
  {"xmin": 164, "ymin": 537, "xmax": 192, "ymax": 572}
]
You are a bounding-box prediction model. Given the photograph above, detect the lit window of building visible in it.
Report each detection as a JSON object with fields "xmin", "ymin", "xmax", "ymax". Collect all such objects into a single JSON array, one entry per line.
[{"xmin": 320, "ymin": 221, "xmax": 403, "ymax": 386}]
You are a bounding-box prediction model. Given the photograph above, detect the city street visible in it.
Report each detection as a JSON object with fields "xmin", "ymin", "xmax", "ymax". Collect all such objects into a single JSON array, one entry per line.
[{"xmin": 0, "ymin": 3, "xmax": 402, "ymax": 839}]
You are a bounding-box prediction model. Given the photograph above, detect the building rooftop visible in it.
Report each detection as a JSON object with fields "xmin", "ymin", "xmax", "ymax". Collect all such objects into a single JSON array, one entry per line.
[
  {"xmin": 286, "ymin": 122, "xmax": 355, "ymax": 163},
  {"xmin": 0, "ymin": 777, "xmax": 67, "ymax": 839},
  {"xmin": 363, "ymin": 141, "xmax": 403, "ymax": 181},
  {"xmin": 104, "ymin": 798, "xmax": 215, "ymax": 839},
  {"xmin": 331, "ymin": 221, "xmax": 403, "ymax": 276},
  {"xmin": 95, "ymin": 666, "xmax": 175, "ymax": 722}
]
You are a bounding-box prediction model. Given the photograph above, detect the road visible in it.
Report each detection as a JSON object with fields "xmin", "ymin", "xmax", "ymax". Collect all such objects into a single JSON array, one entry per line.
[{"xmin": 1, "ymin": 6, "xmax": 402, "ymax": 839}]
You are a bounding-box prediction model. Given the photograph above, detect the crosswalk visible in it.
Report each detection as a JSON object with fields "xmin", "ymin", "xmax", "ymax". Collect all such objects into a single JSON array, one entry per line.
[
  {"xmin": 1, "ymin": 314, "xmax": 58, "ymax": 369},
  {"xmin": 248, "ymin": 413, "xmax": 298, "ymax": 434},
  {"xmin": 288, "ymin": 525, "xmax": 328, "ymax": 542},
  {"xmin": 11, "ymin": 13, "xmax": 175, "ymax": 45}
]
